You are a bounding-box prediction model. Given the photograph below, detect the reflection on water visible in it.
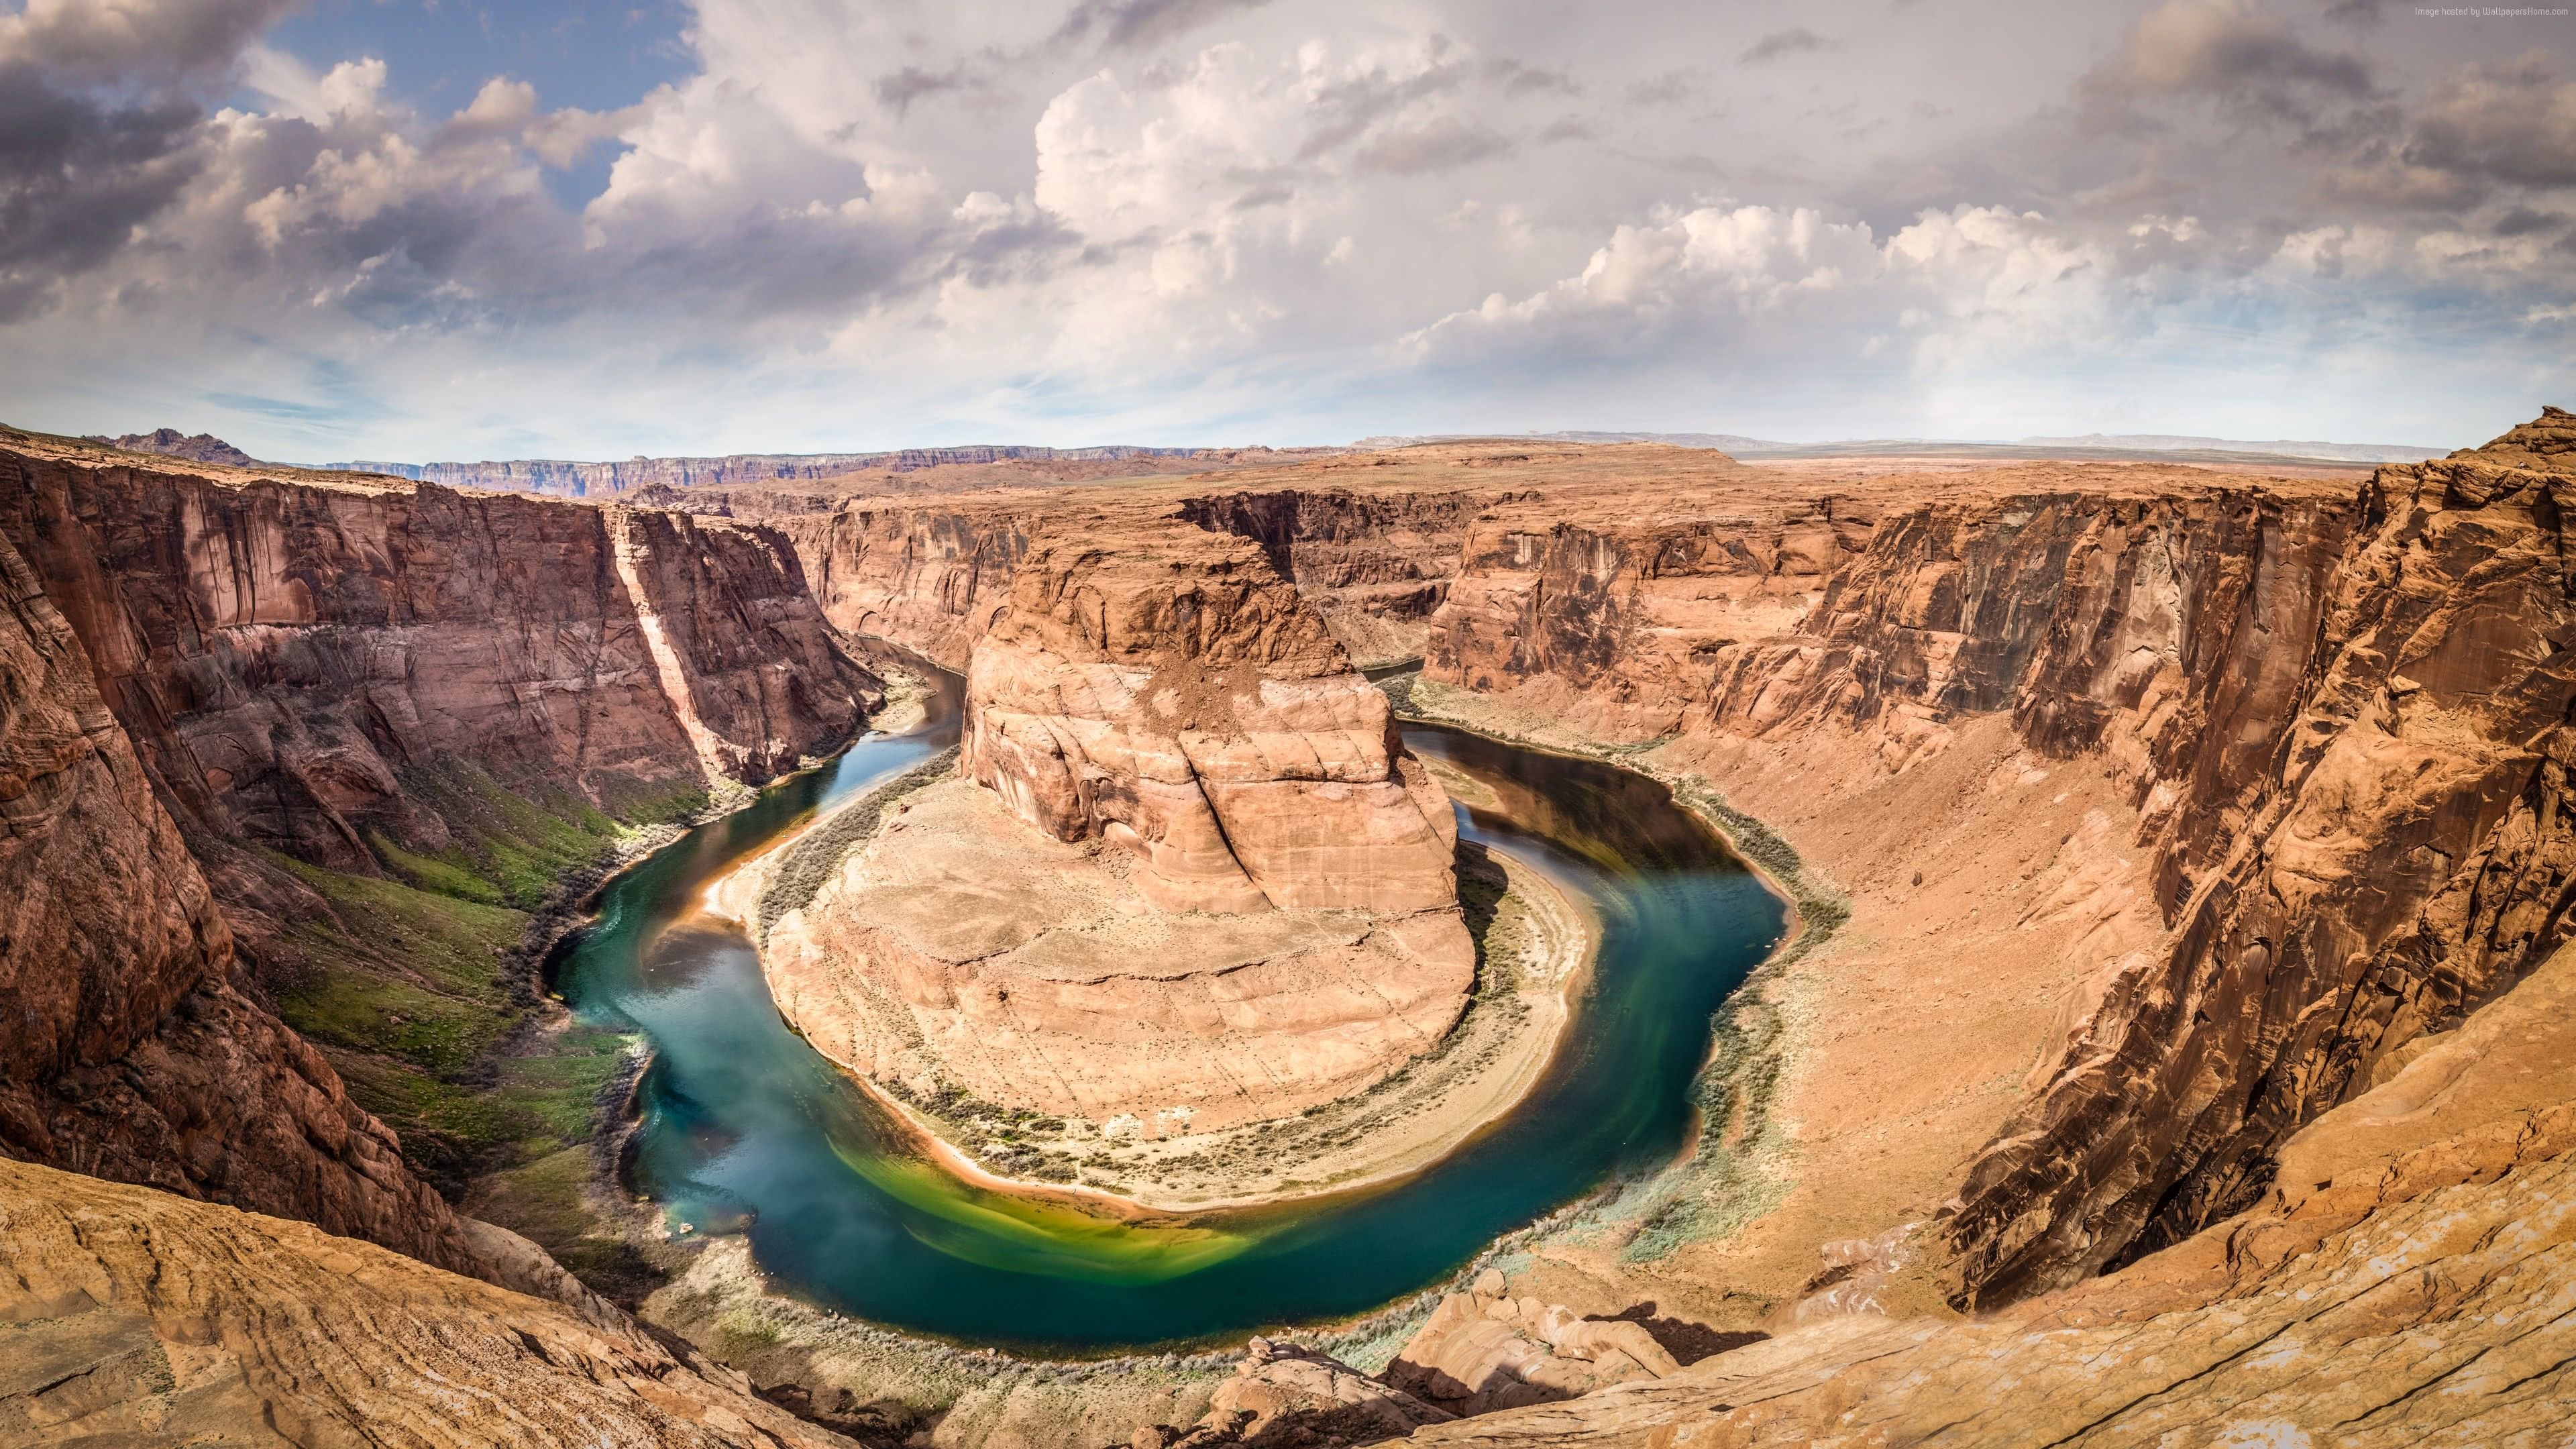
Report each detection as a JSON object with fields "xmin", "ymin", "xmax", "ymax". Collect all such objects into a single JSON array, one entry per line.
[{"xmin": 553, "ymin": 676, "xmax": 1786, "ymax": 1353}]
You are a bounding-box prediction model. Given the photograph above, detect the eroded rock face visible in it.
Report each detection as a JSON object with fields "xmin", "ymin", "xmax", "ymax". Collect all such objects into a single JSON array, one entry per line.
[
  {"xmin": 0, "ymin": 525, "xmax": 479, "ymax": 1274},
  {"xmin": 1405, "ymin": 929, "xmax": 2576, "ymax": 1448},
  {"xmin": 0, "ymin": 437, "xmax": 881, "ymax": 1277},
  {"xmin": 1129, "ymin": 1340, "xmax": 1454, "ymax": 1449},
  {"xmin": 1416, "ymin": 413, "xmax": 2576, "ymax": 1313},
  {"xmin": 963, "ymin": 531, "xmax": 1460, "ymax": 915},
  {"xmin": 788, "ymin": 501, "xmax": 1034, "ymax": 670},
  {"xmin": 1947, "ymin": 407, "xmax": 2576, "ymax": 1300},
  {"xmin": 0, "ymin": 1156, "xmax": 854, "ymax": 1447},
  {"xmin": 1387, "ymin": 1273, "xmax": 1682, "ymax": 1419},
  {"xmin": 1178, "ymin": 488, "xmax": 1511, "ymax": 667},
  {"xmin": 0, "ymin": 447, "xmax": 878, "ymax": 873}
]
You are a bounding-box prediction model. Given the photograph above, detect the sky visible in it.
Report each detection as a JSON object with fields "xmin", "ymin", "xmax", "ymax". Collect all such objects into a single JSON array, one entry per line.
[{"xmin": 1, "ymin": 0, "xmax": 2571, "ymax": 461}]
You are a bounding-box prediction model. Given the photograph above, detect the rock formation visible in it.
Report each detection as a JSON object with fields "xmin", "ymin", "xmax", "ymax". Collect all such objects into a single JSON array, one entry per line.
[
  {"xmin": 0, "ymin": 439, "xmax": 878, "ymax": 875},
  {"xmin": 0, "ymin": 522, "xmax": 480, "ymax": 1273},
  {"xmin": 1394, "ymin": 924, "xmax": 2576, "ymax": 1447},
  {"xmin": 764, "ymin": 527, "xmax": 1474, "ymax": 1136},
  {"xmin": 1177, "ymin": 488, "xmax": 1509, "ymax": 666},
  {"xmin": 1945, "ymin": 405, "xmax": 2576, "ymax": 1299},
  {"xmin": 764, "ymin": 775, "xmax": 1476, "ymax": 1136},
  {"xmin": 1131, "ymin": 1340, "xmax": 1454, "ymax": 1449},
  {"xmin": 0, "ymin": 1155, "xmax": 854, "ymax": 1446},
  {"xmin": 1386, "ymin": 1272, "xmax": 1683, "ymax": 1417},
  {"xmin": 91, "ymin": 427, "xmax": 262, "ymax": 466},
  {"xmin": 962, "ymin": 530, "xmax": 1460, "ymax": 914},
  {"xmin": 789, "ymin": 500, "xmax": 1035, "ymax": 669},
  {"xmin": 0, "ymin": 429, "xmax": 880, "ymax": 1278}
]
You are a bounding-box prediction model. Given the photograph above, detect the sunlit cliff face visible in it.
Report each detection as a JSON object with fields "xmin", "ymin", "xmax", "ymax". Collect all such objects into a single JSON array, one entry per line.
[{"xmin": 2, "ymin": 0, "xmax": 2571, "ymax": 455}]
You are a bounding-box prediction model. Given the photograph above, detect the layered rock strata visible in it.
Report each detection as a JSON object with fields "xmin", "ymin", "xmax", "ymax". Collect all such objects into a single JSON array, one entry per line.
[
  {"xmin": 1415, "ymin": 414, "xmax": 2576, "ymax": 1311},
  {"xmin": 1177, "ymin": 488, "xmax": 1510, "ymax": 666},
  {"xmin": 1948, "ymin": 406, "xmax": 2576, "ymax": 1298},
  {"xmin": 765, "ymin": 527, "xmax": 1474, "ymax": 1138},
  {"xmin": 0, "ymin": 1156, "xmax": 853, "ymax": 1447},
  {"xmin": 0, "ymin": 524, "xmax": 479, "ymax": 1273},
  {"xmin": 788, "ymin": 500, "xmax": 1034, "ymax": 670},
  {"xmin": 0, "ymin": 439, "xmax": 877, "ymax": 874},
  {"xmin": 1387, "ymin": 1271, "xmax": 1683, "ymax": 1418},
  {"xmin": 1396, "ymin": 927, "xmax": 2576, "ymax": 1447},
  {"xmin": 765, "ymin": 777, "xmax": 1474, "ymax": 1136},
  {"xmin": 963, "ymin": 531, "xmax": 1462, "ymax": 914},
  {"xmin": 0, "ymin": 430, "xmax": 879, "ymax": 1277}
]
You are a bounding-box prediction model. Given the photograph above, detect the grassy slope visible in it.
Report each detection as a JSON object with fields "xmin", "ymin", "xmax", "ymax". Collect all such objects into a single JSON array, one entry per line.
[{"xmin": 269, "ymin": 760, "xmax": 705, "ymax": 1207}]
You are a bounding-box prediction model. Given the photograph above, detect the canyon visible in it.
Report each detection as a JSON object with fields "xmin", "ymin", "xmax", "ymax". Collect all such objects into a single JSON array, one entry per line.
[{"xmin": 6, "ymin": 413, "xmax": 2575, "ymax": 1446}]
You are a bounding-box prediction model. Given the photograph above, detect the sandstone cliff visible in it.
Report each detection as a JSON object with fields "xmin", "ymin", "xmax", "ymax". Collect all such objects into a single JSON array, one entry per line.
[
  {"xmin": 1947, "ymin": 406, "xmax": 2576, "ymax": 1299},
  {"xmin": 1414, "ymin": 414, "xmax": 2576, "ymax": 1312},
  {"xmin": 788, "ymin": 501, "xmax": 1034, "ymax": 669},
  {"xmin": 0, "ymin": 429, "xmax": 881, "ymax": 1275},
  {"xmin": 1177, "ymin": 488, "xmax": 1510, "ymax": 667},
  {"xmin": 764, "ymin": 527, "xmax": 1476, "ymax": 1142},
  {"xmin": 963, "ymin": 530, "xmax": 1460, "ymax": 915},
  {"xmin": 0, "ymin": 522, "xmax": 480, "ymax": 1273},
  {"xmin": 1391, "ymin": 920, "xmax": 2576, "ymax": 1447},
  {"xmin": 0, "ymin": 440, "xmax": 877, "ymax": 875}
]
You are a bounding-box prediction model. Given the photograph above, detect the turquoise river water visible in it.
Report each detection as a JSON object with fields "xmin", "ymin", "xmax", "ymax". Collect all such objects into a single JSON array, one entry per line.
[{"xmin": 549, "ymin": 672, "xmax": 1784, "ymax": 1354}]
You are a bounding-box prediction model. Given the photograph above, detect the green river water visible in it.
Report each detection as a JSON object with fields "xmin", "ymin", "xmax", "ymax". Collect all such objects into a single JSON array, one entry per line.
[{"xmin": 550, "ymin": 672, "xmax": 1784, "ymax": 1353}]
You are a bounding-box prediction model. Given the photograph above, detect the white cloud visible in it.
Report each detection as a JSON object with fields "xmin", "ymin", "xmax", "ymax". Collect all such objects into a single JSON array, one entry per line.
[{"xmin": 0, "ymin": 0, "xmax": 2569, "ymax": 458}]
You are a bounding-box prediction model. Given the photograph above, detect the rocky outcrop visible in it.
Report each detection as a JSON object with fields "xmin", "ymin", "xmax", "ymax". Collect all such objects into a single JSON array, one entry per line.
[
  {"xmin": 1417, "ymin": 415, "xmax": 2576, "ymax": 1311},
  {"xmin": 0, "ymin": 1155, "xmax": 855, "ymax": 1447},
  {"xmin": 0, "ymin": 523, "xmax": 479, "ymax": 1273},
  {"xmin": 1386, "ymin": 1273, "xmax": 1682, "ymax": 1418},
  {"xmin": 1129, "ymin": 1340, "xmax": 1454, "ymax": 1449},
  {"xmin": 765, "ymin": 527, "xmax": 1475, "ymax": 1138},
  {"xmin": 765, "ymin": 775, "xmax": 1477, "ymax": 1136},
  {"xmin": 1178, "ymin": 488, "xmax": 1510, "ymax": 666},
  {"xmin": 0, "ymin": 433, "xmax": 885, "ymax": 1277},
  {"xmin": 964, "ymin": 529, "xmax": 1461, "ymax": 914},
  {"xmin": 0, "ymin": 444, "xmax": 877, "ymax": 875},
  {"xmin": 1947, "ymin": 407, "xmax": 2576, "ymax": 1299},
  {"xmin": 91, "ymin": 427, "xmax": 262, "ymax": 466},
  {"xmin": 1400, "ymin": 926, "xmax": 2576, "ymax": 1447},
  {"xmin": 787, "ymin": 500, "xmax": 1034, "ymax": 669}
]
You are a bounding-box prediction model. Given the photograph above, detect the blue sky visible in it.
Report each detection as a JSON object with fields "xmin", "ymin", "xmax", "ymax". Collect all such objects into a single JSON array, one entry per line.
[{"xmin": 2, "ymin": 0, "xmax": 2571, "ymax": 461}]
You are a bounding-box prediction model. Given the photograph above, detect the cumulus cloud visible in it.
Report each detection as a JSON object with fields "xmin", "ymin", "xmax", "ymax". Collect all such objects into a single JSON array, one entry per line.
[
  {"xmin": 0, "ymin": 0, "xmax": 2566, "ymax": 456},
  {"xmin": 0, "ymin": 0, "xmax": 299, "ymax": 83},
  {"xmin": 2086, "ymin": 0, "xmax": 2377, "ymax": 136}
]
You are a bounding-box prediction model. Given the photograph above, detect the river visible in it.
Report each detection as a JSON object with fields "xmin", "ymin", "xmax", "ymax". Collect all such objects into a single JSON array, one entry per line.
[{"xmin": 549, "ymin": 668, "xmax": 1785, "ymax": 1354}]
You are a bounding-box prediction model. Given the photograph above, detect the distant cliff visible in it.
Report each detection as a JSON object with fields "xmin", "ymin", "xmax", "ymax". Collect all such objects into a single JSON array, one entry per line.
[{"xmin": 325, "ymin": 445, "xmax": 1204, "ymax": 498}]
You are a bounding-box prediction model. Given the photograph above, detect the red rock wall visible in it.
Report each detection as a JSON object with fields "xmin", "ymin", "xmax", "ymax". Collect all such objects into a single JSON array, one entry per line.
[
  {"xmin": 1950, "ymin": 413, "xmax": 2576, "ymax": 1300},
  {"xmin": 0, "ymin": 451, "xmax": 876, "ymax": 871},
  {"xmin": 1177, "ymin": 487, "xmax": 1511, "ymax": 663},
  {"xmin": 961, "ymin": 531, "xmax": 1461, "ymax": 915},
  {"xmin": 0, "ymin": 445, "xmax": 879, "ymax": 1276},
  {"xmin": 0, "ymin": 524, "xmax": 479, "ymax": 1273},
  {"xmin": 784, "ymin": 502, "xmax": 1034, "ymax": 670}
]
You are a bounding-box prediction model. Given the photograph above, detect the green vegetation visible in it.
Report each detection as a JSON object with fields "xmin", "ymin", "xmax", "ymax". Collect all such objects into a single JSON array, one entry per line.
[
  {"xmin": 268, "ymin": 759, "xmax": 702, "ymax": 1199},
  {"xmin": 468, "ymin": 1144, "xmax": 668, "ymax": 1304}
]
